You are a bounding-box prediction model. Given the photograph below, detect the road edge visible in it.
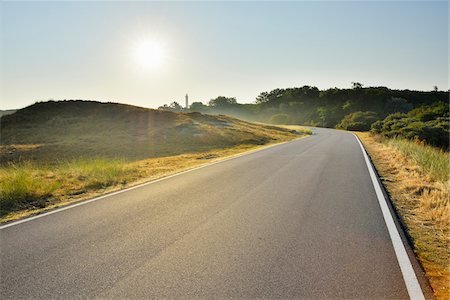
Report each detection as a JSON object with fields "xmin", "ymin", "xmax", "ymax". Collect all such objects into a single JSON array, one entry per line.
[{"xmin": 353, "ymin": 133, "xmax": 425, "ymax": 300}]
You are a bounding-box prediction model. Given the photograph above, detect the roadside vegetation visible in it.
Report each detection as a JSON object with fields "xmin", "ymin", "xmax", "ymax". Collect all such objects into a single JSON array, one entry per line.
[
  {"xmin": 275, "ymin": 125, "xmax": 313, "ymax": 135},
  {"xmin": 0, "ymin": 100, "xmax": 309, "ymax": 222},
  {"xmin": 0, "ymin": 159, "xmax": 131, "ymax": 216},
  {"xmin": 335, "ymin": 111, "xmax": 379, "ymax": 131},
  {"xmin": 370, "ymin": 101, "xmax": 449, "ymax": 149},
  {"xmin": 386, "ymin": 137, "xmax": 449, "ymax": 182},
  {"xmin": 356, "ymin": 133, "xmax": 449, "ymax": 299}
]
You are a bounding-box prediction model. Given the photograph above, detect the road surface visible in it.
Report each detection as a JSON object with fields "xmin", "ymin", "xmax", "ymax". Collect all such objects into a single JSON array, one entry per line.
[{"xmin": 1, "ymin": 128, "xmax": 431, "ymax": 299}]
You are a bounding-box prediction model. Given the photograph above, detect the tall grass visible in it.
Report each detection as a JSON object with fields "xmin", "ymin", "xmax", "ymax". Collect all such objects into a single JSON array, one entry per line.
[
  {"xmin": 0, "ymin": 159, "xmax": 132, "ymax": 216},
  {"xmin": 58, "ymin": 158, "xmax": 131, "ymax": 189},
  {"xmin": 387, "ymin": 137, "xmax": 450, "ymax": 182},
  {"xmin": 274, "ymin": 125, "xmax": 313, "ymax": 135},
  {"xmin": 294, "ymin": 127, "xmax": 313, "ymax": 135},
  {"xmin": 0, "ymin": 163, "xmax": 60, "ymax": 215}
]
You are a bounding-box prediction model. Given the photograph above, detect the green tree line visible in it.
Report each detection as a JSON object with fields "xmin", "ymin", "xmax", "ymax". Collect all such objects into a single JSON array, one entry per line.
[
  {"xmin": 160, "ymin": 85, "xmax": 447, "ymax": 126},
  {"xmin": 158, "ymin": 84, "xmax": 448, "ymax": 148}
]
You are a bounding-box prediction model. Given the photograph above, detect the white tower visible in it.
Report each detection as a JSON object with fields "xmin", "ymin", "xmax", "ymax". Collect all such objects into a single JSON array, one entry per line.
[{"xmin": 185, "ymin": 94, "xmax": 189, "ymax": 109}]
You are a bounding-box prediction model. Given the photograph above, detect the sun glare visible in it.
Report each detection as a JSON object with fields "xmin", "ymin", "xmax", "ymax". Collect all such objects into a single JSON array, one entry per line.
[{"xmin": 133, "ymin": 39, "xmax": 166, "ymax": 68}]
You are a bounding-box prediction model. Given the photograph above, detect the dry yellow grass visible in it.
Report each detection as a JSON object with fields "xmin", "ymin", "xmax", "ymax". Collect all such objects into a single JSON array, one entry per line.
[
  {"xmin": 356, "ymin": 132, "xmax": 449, "ymax": 299},
  {"xmin": 272, "ymin": 125, "xmax": 313, "ymax": 135}
]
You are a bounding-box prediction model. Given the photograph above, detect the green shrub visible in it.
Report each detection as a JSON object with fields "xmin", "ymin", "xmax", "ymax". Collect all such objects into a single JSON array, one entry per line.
[
  {"xmin": 370, "ymin": 103, "xmax": 449, "ymax": 149},
  {"xmin": 407, "ymin": 101, "xmax": 449, "ymax": 121},
  {"xmin": 336, "ymin": 111, "xmax": 379, "ymax": 131}
]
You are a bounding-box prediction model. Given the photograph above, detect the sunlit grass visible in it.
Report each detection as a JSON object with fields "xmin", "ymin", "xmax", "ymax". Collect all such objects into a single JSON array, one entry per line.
[
  {"xmin": 276, "ymin": 125, "xmax": 313, "ymax": 135},
  {"xmin": 0, "ymin": 163, "xmax": 60, "ymax": 215},
  {"xmin": 58, "ymin": 158, "xmax": 132, "ymax": 189},
  {"xmin": 0, "ymin": 159, "xmax": 134, "ymax": 217},
  {"xmin": 387, "ymin": 137, "xmax": 449, "ymax": 182}
]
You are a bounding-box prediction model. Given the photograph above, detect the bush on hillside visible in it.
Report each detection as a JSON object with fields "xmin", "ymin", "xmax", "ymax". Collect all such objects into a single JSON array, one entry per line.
[
  {"xmin": 336, "ymin": 111, "xmax": 379, "ymax": 131},
  {"xmin": 370, "ymin": 102, "xmax": 449, "ymax": 149},
  {"xmin": 407, "ymin": 101, "xmax": 449, "ymax": 121}
]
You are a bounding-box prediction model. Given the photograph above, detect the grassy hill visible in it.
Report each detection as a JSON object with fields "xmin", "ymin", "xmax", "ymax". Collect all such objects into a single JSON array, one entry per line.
[
  {"xmin": 1, "ymin": 100, "xmax": 299, "ymax": 164},
  {"xmin": 0, "ymin": 100, "xmax": 308, "ymax": 220}
]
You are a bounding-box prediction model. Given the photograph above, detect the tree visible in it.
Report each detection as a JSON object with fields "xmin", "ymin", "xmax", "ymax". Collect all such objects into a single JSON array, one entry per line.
[
  {"xmin": 255, "ymin": 92, "xmax": 269, "ymax": 104},
  {"xmin": 351, "ymin": 82, "xmax": 363, "ymax": 89},
  {"xmin": 169, "ymin": 101, "xmax": 183, "ymax": 112},
  {"xmin": 336, "ymin": 111, "xmax": 379, "ymax": 131},
  {"xmin": 384, "ymin": 98, "xmax": 413, "ymax": 115},
  {"xmin": 208, "ymin": 96, "xmax": 237, "ymax": 107},
  {"xmin": 189, "ymin": 101, "xmax": 208, "ymax": 112},
  {"xmin": 157, "ymin": 104, "xmax": 170, "ymax": 111},
  {"xmin": 158, "ymin": 102, "xmax": 183, "ymax": 112},
  {"xmin": 317, "ymin": 107, "xmax": 329, "ymax": 127}
]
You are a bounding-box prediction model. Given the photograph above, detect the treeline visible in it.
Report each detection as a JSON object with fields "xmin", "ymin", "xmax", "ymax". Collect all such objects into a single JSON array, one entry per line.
[
  {"xmin": 158, "ymin": 84, "xmax": 449, "ymax": 148},
  {"xmin": 159, "ymin": 84, "xmax": 447, "ymax": 126}
]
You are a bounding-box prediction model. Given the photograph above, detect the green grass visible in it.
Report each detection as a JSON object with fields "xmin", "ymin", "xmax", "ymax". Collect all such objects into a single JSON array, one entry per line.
[
  {"xmin": 58, "ymin": 158, "xmax": 132, "ymax": 189},
  {"xmin": 0, "ymin": 163, "xmax": 60, "ymax": 215},
  {"xmin": 387, "ymin": 137, "xmax": 449, "ymax": 182},
  {"xmin": 0, "ymin": 159, "xmax": 135, "ymax": 216}
]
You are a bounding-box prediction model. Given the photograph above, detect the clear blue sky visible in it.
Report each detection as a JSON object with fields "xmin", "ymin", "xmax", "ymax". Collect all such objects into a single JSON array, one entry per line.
[{"xmin": 1, "ymin": 1, "xmax": 448, "ymax": 110}]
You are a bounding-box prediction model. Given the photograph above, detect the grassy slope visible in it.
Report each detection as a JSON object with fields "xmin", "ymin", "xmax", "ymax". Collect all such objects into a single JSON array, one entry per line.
[
  {"xmin": 1, "ymin": 100, "xmax": 299, "ymax": 164},
  {"xmin": 0, "ymin": 100, "xmax": 307, "ymax": 221},
  {"xmin": 357, "ymin": 132, "xmax": 449, "ymax": 299}
]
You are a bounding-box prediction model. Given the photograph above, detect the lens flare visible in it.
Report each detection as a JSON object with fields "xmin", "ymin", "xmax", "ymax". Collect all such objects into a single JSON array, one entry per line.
[{"xmin": 133, "ymin": 39, "xmax": 165, "ymax": 68}]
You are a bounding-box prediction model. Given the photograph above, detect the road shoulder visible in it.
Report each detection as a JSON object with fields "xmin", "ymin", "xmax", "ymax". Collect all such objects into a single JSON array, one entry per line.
[{"xmin": 356, "ymin": 132, "xmax": 447, "ymax": 299}]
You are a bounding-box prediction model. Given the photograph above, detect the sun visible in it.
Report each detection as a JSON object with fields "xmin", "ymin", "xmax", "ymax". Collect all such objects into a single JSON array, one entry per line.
[{"xmin": 133, "ymin": 39, "xmax": 166, "ymax": 68}]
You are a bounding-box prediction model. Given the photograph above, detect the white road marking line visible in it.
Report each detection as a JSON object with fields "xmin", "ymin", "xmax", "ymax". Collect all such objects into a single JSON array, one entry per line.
[
  {"xmin": 0, "ymin": 138, "xmax": 303, "ymax": 230},
  {"xmin": 354, "ymin": 134, "xmax": 425, "ymax": 300}
]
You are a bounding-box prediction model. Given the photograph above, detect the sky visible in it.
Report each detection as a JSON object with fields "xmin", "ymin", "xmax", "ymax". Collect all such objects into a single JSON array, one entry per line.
[{"xmin": 1, "ymin": 1, "xmax": 448, "ymax": 110}]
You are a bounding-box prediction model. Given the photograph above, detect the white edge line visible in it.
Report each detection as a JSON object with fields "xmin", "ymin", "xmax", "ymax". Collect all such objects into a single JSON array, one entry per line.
[
  {"xmin": 0, "ymin": 137, "xmax": 303, "ymax": 230},
  {"xmin": 353, "ymin": 133, "xmax": 425, "ymax": 300}
]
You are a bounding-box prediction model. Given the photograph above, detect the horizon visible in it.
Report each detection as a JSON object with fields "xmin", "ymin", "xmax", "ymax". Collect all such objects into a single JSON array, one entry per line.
[
  {"xmin": 1, "ymin": 1, "xmax": 448, "ymax": 110},
  {"xmin": 1, "ymin": 83, "xmax": 448, "ymax": 111}
]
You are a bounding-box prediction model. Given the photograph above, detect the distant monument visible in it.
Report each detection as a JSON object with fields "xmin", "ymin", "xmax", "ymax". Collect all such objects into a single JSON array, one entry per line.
[{"xmin": 185, "ymin": 94, "xmax": 189, "ymax": 109}]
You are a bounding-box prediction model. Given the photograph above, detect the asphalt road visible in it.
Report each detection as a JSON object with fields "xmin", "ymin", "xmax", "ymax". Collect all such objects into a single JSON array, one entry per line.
[{"xmin": 1, "ymin": 128, "xmax": 431, "ymax": 299}]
